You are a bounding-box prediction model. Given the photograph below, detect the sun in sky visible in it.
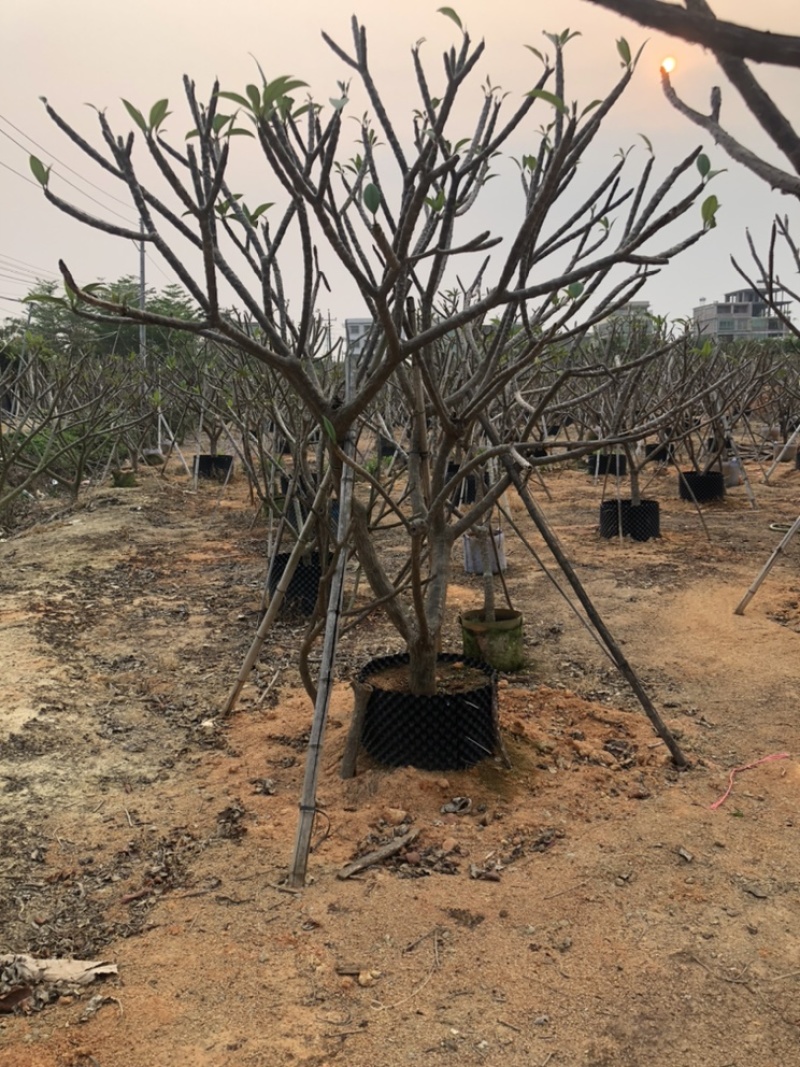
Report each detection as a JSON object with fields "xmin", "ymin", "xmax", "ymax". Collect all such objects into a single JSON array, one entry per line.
[{"xmin": 661, "ymin": 56, "xmax": 677, "ymax": 74}]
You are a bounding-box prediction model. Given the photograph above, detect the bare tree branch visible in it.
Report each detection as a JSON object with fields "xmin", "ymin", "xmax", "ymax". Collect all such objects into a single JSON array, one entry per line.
[{"xmin": 583, "ymin": 0, "xmax": 800, "ymax": 67}]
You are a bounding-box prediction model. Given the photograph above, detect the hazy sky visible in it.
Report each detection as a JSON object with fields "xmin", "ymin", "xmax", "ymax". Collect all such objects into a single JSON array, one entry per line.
[{"xmin": 1, "ymin": 0, "xmax": 797, "ymax": 334}]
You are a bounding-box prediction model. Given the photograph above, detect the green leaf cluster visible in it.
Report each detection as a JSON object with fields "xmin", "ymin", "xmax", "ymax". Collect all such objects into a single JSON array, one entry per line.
[
  {"xmin": 217, "ymin": 74, "xmax": 309, "ymax": 123},
  {"xmin": 29, "ymin": 155, "xmax": 51, "ymax": 187},
  {"xmin": 122, "ymin": 98, "xmax": 172, "ymax": 135}
]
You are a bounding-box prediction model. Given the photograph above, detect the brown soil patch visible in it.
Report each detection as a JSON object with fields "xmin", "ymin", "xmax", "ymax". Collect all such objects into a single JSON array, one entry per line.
[
  {"xmin": 364, "ymin": 661, "xmax": 492, "ymax": 694},
  {"xmin": 1, "ymin": 460, "xmax": 799, "ymax": 1066}
]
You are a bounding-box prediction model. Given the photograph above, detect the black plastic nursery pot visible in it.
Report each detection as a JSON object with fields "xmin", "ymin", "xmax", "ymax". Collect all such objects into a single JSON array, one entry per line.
[
  {"xmin": 359, "ymin": 652, "xmax": 497, "ymax": 771},
  {"xmin": 194, "ymin": 454, "xmax": 234, "ymax": 481},
  {"xmin": 267, "ymin": 551, "xmax": 325, "ymax": 616},
  {"xmin": 587, "ymin": 453, "xmax": 627, "ymax": 477},
  {"xmin": 379, "ymin": 435, "xmax": 401, "ymax": 458},
  {"xmin": 678, "ymin": 470, "xmax": 725, "ymax": 503},
  {"xmin": 644, "ymin": 442, "xmax": 674, "ymax": 465},
  {"xmin": 446, "ymin": 461, "xmax": 478, "ymax": 505},
  {"xmin": 599, "ymin": 499, "xmax": 661, "ymax": 542}
]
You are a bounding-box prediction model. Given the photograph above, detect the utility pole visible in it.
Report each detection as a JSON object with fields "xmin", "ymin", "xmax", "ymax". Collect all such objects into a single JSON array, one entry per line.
[
  {"xmin": 12, "ymin": 304, "xmax": 34, "ymax": 418},
  {"xmin": 138, "ymin": 219, "xmax": 159, "ymax": 451},
  {"xmin": 138, "ymin": 219, "xmax": 146, "ymax": 369}
]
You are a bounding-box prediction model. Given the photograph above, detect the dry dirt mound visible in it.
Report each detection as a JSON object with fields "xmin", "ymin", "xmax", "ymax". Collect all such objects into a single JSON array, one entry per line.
[{"xmin": 1, "ymin": 463, "xmax": 799, "ymax": 1067}]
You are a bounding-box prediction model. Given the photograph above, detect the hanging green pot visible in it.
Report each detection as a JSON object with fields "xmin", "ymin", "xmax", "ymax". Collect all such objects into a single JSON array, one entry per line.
[
  {"xmin": 459, "ymin": 608, "xmax": 525, "ymax": 672},
  {"xmin": 111, "ymin": 468, "xmax": 137, "ymax": 488}
]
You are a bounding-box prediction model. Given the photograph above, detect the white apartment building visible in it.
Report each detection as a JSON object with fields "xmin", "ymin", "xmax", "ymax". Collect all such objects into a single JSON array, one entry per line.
[{"xmin": 693, "ymin": 288, "xmax": 791, "ymax": 342}]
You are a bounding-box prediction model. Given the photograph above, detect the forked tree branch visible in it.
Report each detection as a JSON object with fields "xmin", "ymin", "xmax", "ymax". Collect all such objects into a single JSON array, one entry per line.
[
  {"xmin": 660, "ymin": 71, "xmax": 800, "ymax": 198},
  {"xmin": 584, "ymin": 0, "xmax": 800, "ymax": 67},
  {"xmin": 683, "ymin": 0, "xmax": 800, "ymax": 176}
]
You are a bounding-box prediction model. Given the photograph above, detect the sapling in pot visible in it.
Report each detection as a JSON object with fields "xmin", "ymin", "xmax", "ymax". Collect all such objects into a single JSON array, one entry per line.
[{"xmin": 34, "ymin": 15, "xmax": 718, "ymax": 709}]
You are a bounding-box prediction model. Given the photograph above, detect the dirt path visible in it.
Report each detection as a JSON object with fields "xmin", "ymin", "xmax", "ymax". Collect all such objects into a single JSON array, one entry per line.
[{"xmin": 1, "ymin": 461, "xmax": 799, "ymax": 1067}]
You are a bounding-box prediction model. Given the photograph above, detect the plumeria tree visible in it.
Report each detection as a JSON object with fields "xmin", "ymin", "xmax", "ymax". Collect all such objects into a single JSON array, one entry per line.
[{"xmin": 29, "ymin": 13, "xmax": 719, "ymax": 693}]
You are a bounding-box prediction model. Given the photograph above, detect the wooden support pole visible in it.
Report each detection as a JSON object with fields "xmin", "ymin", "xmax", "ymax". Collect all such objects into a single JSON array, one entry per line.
[
  {"xmin": 288, "ymin": 355, "xmax": 357, "ymax": 888},
  {"xmin": 220, "ymin": 469, "xmax": 332, "ymax": 717},
  {"xmin": 499, "ymin": 454, "xmax": 689, "ymax": 768},
  {"xmin": 727, "ymin": 432, "xmax": 757, "ymax": 510},
  {"xmin": 734, "ymin": 514, "xmax": 800, "ymax": 615},
  {"xmin": 762, "ymin": 421, "xmax": 800, "ymax": 484}
]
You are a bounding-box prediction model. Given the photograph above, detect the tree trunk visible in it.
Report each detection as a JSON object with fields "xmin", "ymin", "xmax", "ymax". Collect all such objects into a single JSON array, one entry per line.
[
  {"xmin": 628, "ymin": 446, "xmax": 642, "ymax": 507},
  {"xmin": 407, "ymin": 633, "xmax": 439, "ymax": 696},
  {"xmin": 478, "ymin": 525, "xmax": 497, "ymax": 623}
]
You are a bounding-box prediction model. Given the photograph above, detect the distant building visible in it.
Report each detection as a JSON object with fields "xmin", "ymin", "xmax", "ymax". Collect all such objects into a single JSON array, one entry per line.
[
  {"xmin": 594, "ymin": 300, "xmax": 655, "ymax": 340},
  {"xmin": 344, "ymin": 318, "xmax": 374, "ymax": 358},
  {"xmin": 693, "ymin": 288, "xmax": 791, "ymax": 342}
]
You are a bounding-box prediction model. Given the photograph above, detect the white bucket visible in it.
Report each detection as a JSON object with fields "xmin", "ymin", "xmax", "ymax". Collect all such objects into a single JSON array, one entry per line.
[
  {"xmin": 773, "ymin": 442, "xmax": 798, "ymax": 463},
  {"xmin": 722, "ymin": 459, "xmax": 744, "ymax": 487},
  {"xmin": 463, "ymin": 530, "xmax": 507, "ymax": 574}
]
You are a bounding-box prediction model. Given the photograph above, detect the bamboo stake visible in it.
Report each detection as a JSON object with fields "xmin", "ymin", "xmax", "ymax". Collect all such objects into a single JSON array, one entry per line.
[
  {"xmin": 670, "ymin": 452, "xmax": 712, "ymax": 542},
  {"xmin": 726, "ymin": 429, "xmax": 757, "ymax": 509},
  {"xmin": 762, "ymin": 421, "xmax": 800, "ymax": 484},
  {"xmin": 734, "ymin": 514, "xmax": 800, "ymax": 615},
  {"xmin": 288, "ymin": 356, "xmax": 356, "ymax": 888},
  {"xmin": 159, "ymin": 412, "xmax": 192, "ymax": 477},
  {"xmin": 739, "ymin": 412, "xmax": 770, "ymax": 482},
  {"xmin": 193, "ymin": 400, "xmax": 204, "ymax": 491},
  {"xmin": 220, "ymin": 469, "xmax": 332, "ymax": 717},
  {"xmin": 498, "ymin": 452, "xmax": 689, "ymax": 768},
  {"xmin": 211, "ymin": 445, "xmax": 235, "ymax": 513}
]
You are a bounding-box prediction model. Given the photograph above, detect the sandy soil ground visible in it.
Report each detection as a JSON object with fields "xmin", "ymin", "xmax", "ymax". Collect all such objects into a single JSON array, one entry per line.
[{"xmin": 1, "ymin": 452, "xmax": 799, "ymax": 1067}]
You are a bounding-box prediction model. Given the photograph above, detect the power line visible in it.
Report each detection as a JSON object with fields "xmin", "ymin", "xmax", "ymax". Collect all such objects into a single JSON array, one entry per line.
[
  {"xmin": 0, "ymin": 264, "xmax": 42, "ymax": 279},
  {"xmin": 0, "ymin": 156, "xmax": 38, "ymax": 187},
  {"xmin": 0, "ymin": 121, "xmax": 185, "ymax": 291},
  {"xmin": 0, "ymin": 138, "xmax": 135, "ymax": 226},
  {"xmin": 0, "ymin": 111, "xmax": 132, "ymax": 209},
  {"xmin": 0, "ymin": 261, "xmax": 52, "ymax": 281},
  {"xmin": 0, "ymin": 278, "xmax": 47, "ymax": 294},
  {"xmin": 0, "ymin": 252, "xmax": 59, "ymax": 278},
  {"xmin": 0, "ymin": 129, "xmax": 135, "ymax": 224}
]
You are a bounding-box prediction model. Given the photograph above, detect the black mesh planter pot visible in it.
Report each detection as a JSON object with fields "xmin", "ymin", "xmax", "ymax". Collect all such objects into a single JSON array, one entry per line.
[
  {"xmin": 359, "ymin": 652, "xmax": 497, "ymax": 771},
  {"xmin": 194, "ymin": 454, "xmax": 234, "ymax": 481},
  {"xmin": 679, "ymin": 470, "xmax": 725, "ymax": 503},
  {"xmin": 587, "ymin": 453, "xmax": 627, "ymax": 477},
  {"xmin": 599, "ymin": 499, "xmax": 660, "ymax": 541},
  {"xmin": 268, "ymin": 551, "xmax": 325, "ymax": 616}
]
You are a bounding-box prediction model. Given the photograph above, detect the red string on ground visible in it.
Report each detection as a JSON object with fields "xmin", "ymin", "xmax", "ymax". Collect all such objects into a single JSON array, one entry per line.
[{"xmin": 710, "ymin": 752, "xmax": 790, "ymax": 810}]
